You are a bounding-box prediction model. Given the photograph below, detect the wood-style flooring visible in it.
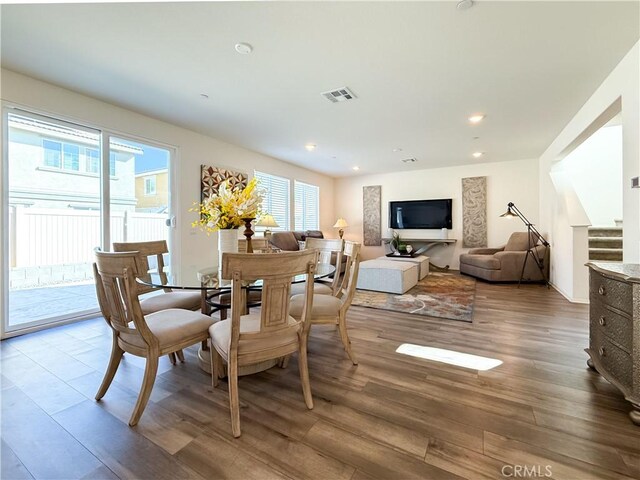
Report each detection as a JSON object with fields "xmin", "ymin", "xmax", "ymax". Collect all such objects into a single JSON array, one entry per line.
[{"xmin": 2, "ymin": 279, "xmax": 640, "ymax": 480}]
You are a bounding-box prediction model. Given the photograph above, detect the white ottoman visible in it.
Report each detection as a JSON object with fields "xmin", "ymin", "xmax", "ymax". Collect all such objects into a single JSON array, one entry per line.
[
  {"xmin": 377, "ymin": 255, "xmax": 430, "ymax": 280},
  {"xmin": 357, "ymin": 260, "xmax": 418, "ymax": 294}
]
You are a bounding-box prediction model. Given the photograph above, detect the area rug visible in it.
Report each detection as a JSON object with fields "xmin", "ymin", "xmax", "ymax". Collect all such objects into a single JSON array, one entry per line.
[{"xmin": 352, "ymin": 272, "xmax": 476, "ymax": 322}]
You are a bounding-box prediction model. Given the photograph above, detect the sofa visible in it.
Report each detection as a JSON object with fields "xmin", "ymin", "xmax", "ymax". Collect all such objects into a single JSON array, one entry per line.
[
  {"xmin": 459, "ymin": 232, "xmax": 549, "ymax": 282},
  {"xmin": 269, "ymin": 230, "xmax": 346, "ymax": 268},
  {"xmin": 269, "ymin": 230, "xmax": 324, "ymax": 251}
]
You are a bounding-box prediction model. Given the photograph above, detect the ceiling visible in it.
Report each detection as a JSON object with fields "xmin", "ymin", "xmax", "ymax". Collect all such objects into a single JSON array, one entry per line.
[{"xmin": 2, "ymin": 2, "xmax": 638, "ymax": 178}]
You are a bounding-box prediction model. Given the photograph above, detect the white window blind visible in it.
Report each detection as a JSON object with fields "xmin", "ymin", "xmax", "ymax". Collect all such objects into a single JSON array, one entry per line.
[
  {"xmin": 255, "ymin": 171, "xmax": 290, "ymax": 230},
  {"xmin": 294, "ymin": 181, "xmax": 320, "ymax": 231}
]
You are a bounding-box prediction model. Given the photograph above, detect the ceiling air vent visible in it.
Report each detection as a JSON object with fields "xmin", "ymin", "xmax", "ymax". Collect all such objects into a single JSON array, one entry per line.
[
  {"xmin": 321, "ymin": 86, "xmax": 357, "ymax": 103},
  {"xmin": 402, "ymin": 158, "xmax": 417, "ymax": 163}
]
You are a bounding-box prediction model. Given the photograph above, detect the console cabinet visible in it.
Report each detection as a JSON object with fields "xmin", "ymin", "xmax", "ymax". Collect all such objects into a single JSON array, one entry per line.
[{"xmin": 586, "ymin": 262, "xmax": 640, "ymax": 425}]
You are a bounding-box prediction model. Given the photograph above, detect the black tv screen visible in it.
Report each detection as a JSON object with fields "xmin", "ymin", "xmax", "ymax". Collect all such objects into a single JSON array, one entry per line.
[{"xmin": 389, "ymin": 199, "xmax": 452, "ymax": 229}]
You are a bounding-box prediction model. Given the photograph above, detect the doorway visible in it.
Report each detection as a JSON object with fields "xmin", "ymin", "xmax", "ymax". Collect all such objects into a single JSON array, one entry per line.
[{"xmin": 3, "ymin": 109, "xmax": 173, "ymax": 336}]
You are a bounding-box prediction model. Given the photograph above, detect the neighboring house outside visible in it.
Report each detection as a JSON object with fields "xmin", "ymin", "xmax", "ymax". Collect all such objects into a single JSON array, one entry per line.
[
  {"xmin": 8, "ymin": 115, "xmax": 139, "ymax": 211},
  {"xmin": 7, "ymin": 115, "xmax": 167, "ymax": 291},
  {"xmin": 135, "ymin": 168, "xmax": 169, "ymax": 212}
]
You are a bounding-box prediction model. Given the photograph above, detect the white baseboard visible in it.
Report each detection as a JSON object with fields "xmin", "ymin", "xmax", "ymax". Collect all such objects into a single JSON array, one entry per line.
[{"xmin": 550, "ymin": 282, "xmax": 589, "ymax": 304}]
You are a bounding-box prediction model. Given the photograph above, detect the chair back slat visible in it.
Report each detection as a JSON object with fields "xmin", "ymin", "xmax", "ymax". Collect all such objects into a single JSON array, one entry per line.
[
  {"xmin": 304, "ymin": 237, "xmax": 344, "ymax": 293},
  {"xmin": 221, "ymin": 250, "xmax": 318, "ymax": 352},
  {"xmin": 337, "ymin": 241, "xmax": 361, "ymax": 304},
  {"xmin": 113, "ymin": 240, "xmax": 169, "ymax": 295}
]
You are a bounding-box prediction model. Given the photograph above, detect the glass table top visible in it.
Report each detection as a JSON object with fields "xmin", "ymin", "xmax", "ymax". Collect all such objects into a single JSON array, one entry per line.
[{"xmin": 137, "ymin": 263, "xmax": 336, "ymax": 291}]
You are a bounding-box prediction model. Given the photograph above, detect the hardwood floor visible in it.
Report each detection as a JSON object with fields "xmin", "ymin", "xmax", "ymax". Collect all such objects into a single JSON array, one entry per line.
[{"xmin": 2, "ymin": 279, "xmax": 640, "ymax": 480}]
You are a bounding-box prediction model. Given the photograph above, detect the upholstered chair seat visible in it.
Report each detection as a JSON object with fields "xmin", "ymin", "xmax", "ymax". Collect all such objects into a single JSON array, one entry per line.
[
  {"xmin": 290, "ymin": 293, "xmax": 342, "ymax": 318},
  {"xmin": 289, "ymin": 282, "xmax": 333, "ymax": 296},
  {"xmin": 139, "ymin": 291, "xmax": 202, "ymax": 315}
]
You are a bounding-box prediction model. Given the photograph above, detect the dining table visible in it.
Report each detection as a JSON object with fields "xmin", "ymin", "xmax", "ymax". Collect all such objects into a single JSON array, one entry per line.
[{"xmin": 137, "ymin": 261, "xmax": 336, "ymax": 376}]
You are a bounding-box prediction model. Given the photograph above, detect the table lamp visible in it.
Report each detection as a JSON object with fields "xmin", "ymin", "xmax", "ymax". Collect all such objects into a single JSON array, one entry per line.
[
  {"xmin": 256, "ymin": 214, "xmax": 279, "ymax": 238},
  {"xmin": 333, "ymin": 218, "xmax": 348, "ymax": 239}
]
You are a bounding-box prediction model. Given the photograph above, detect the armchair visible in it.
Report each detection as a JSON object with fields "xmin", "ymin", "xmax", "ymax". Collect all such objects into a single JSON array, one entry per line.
[{"xmin": 459, "ymin": 232, "xmax": 549, "ymax": 282}]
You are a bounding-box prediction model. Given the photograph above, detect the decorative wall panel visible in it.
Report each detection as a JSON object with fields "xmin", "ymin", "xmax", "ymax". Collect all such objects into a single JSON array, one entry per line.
[
  {"xmin": 462, "ymin": 176, "xmax": 487, "ymax": 248},
  {"xmin": 201, "ymin": 165, "xmax": 248, "ymax": 201},
  {"xmin": 363, "ymin": 185, "xmax": 382, "ymax": 246}
]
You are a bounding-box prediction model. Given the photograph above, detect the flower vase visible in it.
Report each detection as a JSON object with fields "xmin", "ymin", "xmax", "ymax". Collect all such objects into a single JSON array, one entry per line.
[{"xmin": 218, "ymin": 228, "xmax": 239, "ymax": 270}]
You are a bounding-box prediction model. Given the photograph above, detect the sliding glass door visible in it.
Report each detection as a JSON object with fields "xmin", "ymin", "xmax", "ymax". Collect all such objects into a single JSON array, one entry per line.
[{"xmin": 3, "ymin": 109, "xmax": 173, "ymax": 335}]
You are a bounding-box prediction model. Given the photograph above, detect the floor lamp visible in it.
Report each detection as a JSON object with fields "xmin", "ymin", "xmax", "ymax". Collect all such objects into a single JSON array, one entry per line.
[{"xmin": 500, "ymin": 202, "xmax": 550, "ymax": 288}]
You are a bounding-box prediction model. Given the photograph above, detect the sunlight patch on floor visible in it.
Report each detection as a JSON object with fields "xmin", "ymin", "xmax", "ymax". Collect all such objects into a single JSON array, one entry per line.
[{"xmin": 396, "ymin": 343, "xmax": 503, "ymax": 371}]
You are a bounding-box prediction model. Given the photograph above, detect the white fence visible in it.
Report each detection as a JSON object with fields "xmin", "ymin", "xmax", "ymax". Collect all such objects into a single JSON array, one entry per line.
[{"xmin": 9, "ymin": 206, "xmax": 168, "ymax": 267}]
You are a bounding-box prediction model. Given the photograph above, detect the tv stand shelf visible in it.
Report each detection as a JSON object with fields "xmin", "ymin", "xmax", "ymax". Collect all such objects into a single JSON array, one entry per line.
[{"xmin": 381, "ymin": 238, "xmax": 457, "ymax": 270}]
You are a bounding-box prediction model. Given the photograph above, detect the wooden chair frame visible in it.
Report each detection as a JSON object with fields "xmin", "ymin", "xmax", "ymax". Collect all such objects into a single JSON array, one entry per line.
[
  {"xmin": 209, "ymin": 250, "xmax": 318, "ymax": 437},
  {"xmin": 93, "ymin": 251, "xmax": 212, "ymax": 426}
]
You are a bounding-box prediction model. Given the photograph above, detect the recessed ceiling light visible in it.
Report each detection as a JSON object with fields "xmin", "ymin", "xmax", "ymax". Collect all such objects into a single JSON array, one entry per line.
[
  {"xmin": 472, "ymin": 152, "xmax": 484, "ymax": 158},
  {"xmin": 352, "ymin": 166, "xmax": 360, "ymax": 171},
  {"xmin": 469, "ymin": 114, "xmax": 485, "ymax": 124},
  {"xmin": 235, "ymin": 42, "xmax": 253, "ymax": 55},
  {"xmin": 305, "ymin": 144, "xmax": 317, "ymax": 151},
  {"xmin": 200, "ymin": 93, "xmax": 209, "ymax": 99},
  {"xmin": 456, "ymin": 0, "xmax": 474, "ymax": 11},
  {"xmin": 393, "ymin": 147, "xmax": 403, "ymax": 152}
]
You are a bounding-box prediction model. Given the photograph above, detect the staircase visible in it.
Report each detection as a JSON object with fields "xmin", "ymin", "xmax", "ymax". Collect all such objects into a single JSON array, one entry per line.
[{"xmin": 588, "ymin": 225, "xmax": 623, "ymax": 261}]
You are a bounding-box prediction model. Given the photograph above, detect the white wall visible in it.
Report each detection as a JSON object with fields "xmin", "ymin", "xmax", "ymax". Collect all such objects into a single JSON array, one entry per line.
[
  {"xmin": 335, "ymin": 158, "xmax": 539, "ymax": 269},
  {"xmin": 560, "ymin": 124, "xmax": 623, "ymax": 227},
  {"xmin": 539, "ymin": 41, "xmax": 639, "ymax": 302},
  {"xmin": 0, "ymin": 69, "xmax": 336, "ymax": 285}
]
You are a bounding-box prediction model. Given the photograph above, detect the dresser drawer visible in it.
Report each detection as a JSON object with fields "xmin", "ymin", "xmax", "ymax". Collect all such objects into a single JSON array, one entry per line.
[
  {"xmin": 591, "ymin": 332, "xmax": 633, "ymax": 389},
  {"xmin": 590, "ymin": 303, "xmax": 632, "ymax": 353},
  {"xmin": 590, "ymin": 271, "xmax": 632, "ymax": 315}
]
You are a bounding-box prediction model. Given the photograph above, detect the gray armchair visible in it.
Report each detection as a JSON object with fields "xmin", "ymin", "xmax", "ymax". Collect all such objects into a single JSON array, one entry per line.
[{"xmin": 459, "ymin": 232, "xmax": 549, "ymax": 282}]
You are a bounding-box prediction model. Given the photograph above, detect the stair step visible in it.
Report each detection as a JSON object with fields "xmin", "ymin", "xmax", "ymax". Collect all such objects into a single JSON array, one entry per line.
[
  {"xmin": 589, "ymin": 248, "xmax": 623, "ymax": 261},
  {"xmin": 588, "ymin": 227, "xmax": 623, "ymax": 238},
  {"xmin": 589, "ymin": 237, "xmax": 623, "ymax": 248}
]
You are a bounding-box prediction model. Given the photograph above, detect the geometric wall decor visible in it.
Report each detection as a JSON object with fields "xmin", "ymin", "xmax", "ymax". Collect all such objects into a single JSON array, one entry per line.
[
  {"xmin": 462, "ymin": 176, "xmax": 487, "ymax": 248},
  {"xmin": 201, "ymin": 165, "xmax": 248, "ymax": 201},
  {"xmin": 363, "ymin": 185, "xmax": 382, "ymax": 246}
]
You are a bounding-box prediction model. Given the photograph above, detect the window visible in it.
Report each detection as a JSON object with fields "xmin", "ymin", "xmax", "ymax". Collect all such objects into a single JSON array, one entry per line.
[
  {"xmin": 144, "ymin": 175, "xmax": 157, "ymax": 195},
  {"xmin": 294, "ymin": 181, "xmax": 320, "ymax": 230},
  {"xmin": 43, "ymin": 140, "xmax": 62, "ymax": 168},
  {"xmin": 254, "ymin": 171, "xmax": 290, "ymax": 230},
  {"xmin": 109, "ymin": 152, "xmax": 116, "ymax": 176},
  {"xmin": 63, "ymin": 144, "xmax": 80, "ymax": 171},
  {"xmin": 85, "ymin": 148, "xmax": 99, "ymax": 174}
]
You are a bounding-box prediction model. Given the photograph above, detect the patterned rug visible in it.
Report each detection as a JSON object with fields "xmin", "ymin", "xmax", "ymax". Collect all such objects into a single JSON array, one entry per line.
[{"xmin": 352, "ymin": 272, "xmax": 476, "ymax": 322}]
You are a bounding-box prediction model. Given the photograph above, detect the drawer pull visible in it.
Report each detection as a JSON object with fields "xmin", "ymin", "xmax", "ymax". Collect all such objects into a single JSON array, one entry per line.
[
  {"xmin": 599, "ymin": 316, "xmax": 606, "ymax": 326},
  {"xmin": 598, "ymin": 285, "xmax": 606, "ymax": 296},
  {"xmin": 599, "ymin": 346, "xmax": 606, "ymax": 357}
]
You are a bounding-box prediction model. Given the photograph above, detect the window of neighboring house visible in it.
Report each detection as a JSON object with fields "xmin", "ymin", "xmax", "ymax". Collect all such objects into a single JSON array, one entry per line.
[
  {"xmin": 63, "ymin": 144, "xmax": 80, "ymax": 171},
  {"xmin": 144, "ymin": 175, "xmax": 157, "ymax": 195},
  {"xmin": 43, "ymin": 140, "xmax": 62, "ymax": 168},
  {"xmin": 85, "ymin": 148, "xmax": 99, "ymax": 174},
  {"xmin": 294, "ymin": 181, "xmax": 320, "ymax": 230},
  {"xmin": 254, "ymin": 171, "xmax": 290, "ymax": 230},
  {"xmin": 109, "ymin": 152, "xmax": 116, "ymax": 176}
]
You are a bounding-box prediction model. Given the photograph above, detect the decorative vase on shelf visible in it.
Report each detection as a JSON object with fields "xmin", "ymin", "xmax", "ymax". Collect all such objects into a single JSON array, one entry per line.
[{"xmin": 218, "ymin": 228, "xmax": 239, "ymax": 270}]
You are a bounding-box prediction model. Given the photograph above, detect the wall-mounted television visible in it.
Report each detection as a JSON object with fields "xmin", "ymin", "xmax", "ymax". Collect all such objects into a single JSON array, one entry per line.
[{"xmin": 389, "ymin": 199, "xmax": 452, "ymax": 229}]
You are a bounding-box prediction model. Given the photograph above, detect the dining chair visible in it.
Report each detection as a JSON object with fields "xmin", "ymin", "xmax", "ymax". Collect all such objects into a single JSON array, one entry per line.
[
  {"xmin": 93, "ymin": 250, "xmax": 215, "ymax": 426},
  {"xmin": 289, "ymin": 241, "xmax": 362, "ymax": 365},
  {"xmin": 113, "ymin": 240, "xmax": 202, "ymax": 364},
  {"xmin": 209, "ymin": 249, "xmax": 318, "ymax": 437},
  {"xmin": 290, "ymin": 237, "xmax": 343, "ymax": 297}
]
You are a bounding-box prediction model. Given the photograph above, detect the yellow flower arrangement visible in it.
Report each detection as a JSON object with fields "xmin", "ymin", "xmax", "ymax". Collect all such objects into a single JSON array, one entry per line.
[{"xmin": 191, "ymin": 178, "xmax": 263, "ymax": 233}]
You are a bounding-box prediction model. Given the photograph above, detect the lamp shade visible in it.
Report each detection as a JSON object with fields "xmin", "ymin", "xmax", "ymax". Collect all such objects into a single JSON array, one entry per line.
[
  {"xmin": 256, "ymin": 214, "xmax": 280, "ymax": 228},
  {"xmin": 333, "ymin": 218, "xmax": 349, "ymax": 228},
  {"xmin": 500, "ymin": 204, "xmax": 517, "ymax": 218}
]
